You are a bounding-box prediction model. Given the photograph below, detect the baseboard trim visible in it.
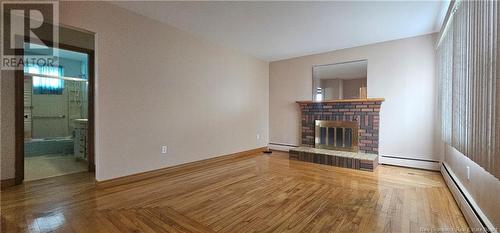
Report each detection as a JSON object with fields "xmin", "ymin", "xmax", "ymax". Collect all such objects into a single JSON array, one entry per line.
[
  {"xmin": 1, "ymin": 178, "xmax": 16, "ymax": 190},
  {"xmin": 96, "ymin": 147, "xmax": 267, "ymax": 189},
  {"xmin": 268, "ymin": 142, "xmax": 298, "ymax": 152},
  {"xmin": 379, "ymin": 155, "xmax": 440, "ymax": 171},
  {"xmin": 441, "ymin": 162, "xmax": 496, "ymax": 233}
]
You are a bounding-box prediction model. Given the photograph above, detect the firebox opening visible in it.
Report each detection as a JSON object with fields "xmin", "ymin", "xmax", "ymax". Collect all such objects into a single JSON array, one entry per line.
[{"xmin": 315, "ymin": 120, "xmax": 358, "ymax": 152}]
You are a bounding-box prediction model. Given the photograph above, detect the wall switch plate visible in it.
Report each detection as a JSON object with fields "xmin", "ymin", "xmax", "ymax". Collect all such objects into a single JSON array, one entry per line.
[
  {"xmin": 466, "ymin": 166, "xmax": 470, "ymax": 181},
  {"xmin": 161, "ymin": 145, "xmax": 167, "ymax": 154},
  {"xmin": 256, "ymin": 134, "xmax": 260, "ymax": 140}
]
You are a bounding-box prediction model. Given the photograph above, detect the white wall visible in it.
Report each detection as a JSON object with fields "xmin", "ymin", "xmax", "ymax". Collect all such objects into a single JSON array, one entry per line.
[
  {"xmin": 57, "ymin": 2, "xmax": 269, "ymax": 181},
  {"xmin": 270, "ymin": 34, "xmax": 440, "ymax": 161}
]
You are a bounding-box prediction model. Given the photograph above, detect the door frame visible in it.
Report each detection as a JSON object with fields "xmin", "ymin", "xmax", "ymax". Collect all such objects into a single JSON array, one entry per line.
[{"xmin": 14, "ymin": 39, "xmax": 95, "ymax": 184}]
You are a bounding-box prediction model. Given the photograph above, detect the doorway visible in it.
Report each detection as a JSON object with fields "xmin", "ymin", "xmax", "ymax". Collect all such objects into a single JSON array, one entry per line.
[{"xmin": 15, "ymin": 41, "xmax": 95, "ymax": 183}]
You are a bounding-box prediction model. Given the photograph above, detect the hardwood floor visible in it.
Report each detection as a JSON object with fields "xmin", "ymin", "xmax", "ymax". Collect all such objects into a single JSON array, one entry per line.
[{"xmin": 1, "ymin": 151, "xmax": 468, "ymax": 233}]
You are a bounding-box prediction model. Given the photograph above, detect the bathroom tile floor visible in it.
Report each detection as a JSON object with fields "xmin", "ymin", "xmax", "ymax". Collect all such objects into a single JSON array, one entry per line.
[{"xmin": 24, "ymin": 155, "xmax": 88, "ymax": 181}]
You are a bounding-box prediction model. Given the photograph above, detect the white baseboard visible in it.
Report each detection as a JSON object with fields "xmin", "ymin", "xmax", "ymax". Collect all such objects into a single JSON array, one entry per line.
[
  {"xmin": 268, "ymin": 142, "xmax": 297, "ymax": 152},
  {"xmin": 441, "ymin": 162, "xmax": 497, "ymax": 233},
  {"xmin": 379, "ymin": 155, "xmax": 440, "ymax": 171}
]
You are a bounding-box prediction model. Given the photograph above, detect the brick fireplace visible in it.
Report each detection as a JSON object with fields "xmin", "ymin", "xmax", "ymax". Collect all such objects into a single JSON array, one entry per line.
[
  {"xmin": 297, "ymin": 98, "xmax": 383, "ymax": 154},
  {"xmin": 289, "ymin": 98, "xmax": 384, "ymax": 172}
]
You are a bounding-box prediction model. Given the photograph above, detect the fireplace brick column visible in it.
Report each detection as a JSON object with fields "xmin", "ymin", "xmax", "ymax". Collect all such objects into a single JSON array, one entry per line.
[{"xmin": 297, "ymin": 99, "xmax": 383, "ymax": 154}]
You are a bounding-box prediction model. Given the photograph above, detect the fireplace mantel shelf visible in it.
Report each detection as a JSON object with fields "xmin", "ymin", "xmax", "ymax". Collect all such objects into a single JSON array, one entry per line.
[{"xmin": 296, "ymin": 98, "xmax": 385, "ymax": 104}]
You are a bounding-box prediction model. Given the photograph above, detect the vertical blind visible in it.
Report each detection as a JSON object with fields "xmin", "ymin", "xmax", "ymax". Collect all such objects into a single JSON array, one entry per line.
[{"xmin": 437, "ymin": 0, "xmax": 499, "ymax": 179}]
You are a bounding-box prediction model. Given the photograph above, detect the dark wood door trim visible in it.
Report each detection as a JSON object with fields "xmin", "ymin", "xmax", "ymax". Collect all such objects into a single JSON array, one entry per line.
[
  {"xmin": 14, "ymin": 49, "xmax": 24, "ymax": 184},
  {"xmin": 14, "ymin": 39, "xmax": 95, "ymax": 184}
]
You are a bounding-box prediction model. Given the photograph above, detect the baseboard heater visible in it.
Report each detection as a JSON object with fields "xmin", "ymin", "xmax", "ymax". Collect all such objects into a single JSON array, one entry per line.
[
  {"xmin": 441, "ymin": 162, "xmax": 496, "ymax": 233},
  {"xmin": 268, "ymin": 142, "xmax": 298, "ymax": 147},
  {"xmin": 379, "ymin": 155, "xmax": 440, "ymax": 171},
  {"xmin": 268, "ymin": 142, "xmax": 298, "ymax": 151}
]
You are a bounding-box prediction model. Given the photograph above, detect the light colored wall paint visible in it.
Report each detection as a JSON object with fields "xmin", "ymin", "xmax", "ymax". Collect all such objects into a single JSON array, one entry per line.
[
  {"xmin": 270, "ymin": 34, "xmax": 440, "ymax": 161},
  {"xmin": 444, "ymin": 146, "xmax": 500, "ymax": 228},
  {"xmin": 55, "ymin": 1, "xmax": 269, "ymax": 181}
]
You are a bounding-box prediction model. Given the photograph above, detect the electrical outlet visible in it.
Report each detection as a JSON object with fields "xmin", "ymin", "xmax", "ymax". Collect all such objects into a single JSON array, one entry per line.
[
  {"xmin": 466, "ymin": 166, "xmax": 470, "ymax": 181},
  {"xmin": 161, "ymin": 145, "xmax": 167, "ymax": 154},
  {"xmin": 256, "ymin": 134, "xmax": 260, "ymax": 140}
]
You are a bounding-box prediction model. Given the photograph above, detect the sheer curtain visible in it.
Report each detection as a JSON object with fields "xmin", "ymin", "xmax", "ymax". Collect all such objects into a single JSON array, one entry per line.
[{"xmin": 437, "ymin": 0, "xmax": 499, "ymax": 178}]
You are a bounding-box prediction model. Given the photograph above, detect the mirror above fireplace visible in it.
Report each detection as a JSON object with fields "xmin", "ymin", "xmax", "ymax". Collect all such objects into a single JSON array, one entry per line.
[{"xmin": 313, "ymin": 60, "xmax": 367, "ymax": 101}]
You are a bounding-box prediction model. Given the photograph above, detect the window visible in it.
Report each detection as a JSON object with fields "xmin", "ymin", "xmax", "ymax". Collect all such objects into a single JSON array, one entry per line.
[
  {"xmin": 24, "ymin": 64, "xmax": 64, "ymax": 95},
  {"xmin": 315, "ymin": 87, "xmax": 323, "ymax": 101},
  {"xmin": 437, "ymin": 0, "xmax": 499, "ymax": 178}
]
